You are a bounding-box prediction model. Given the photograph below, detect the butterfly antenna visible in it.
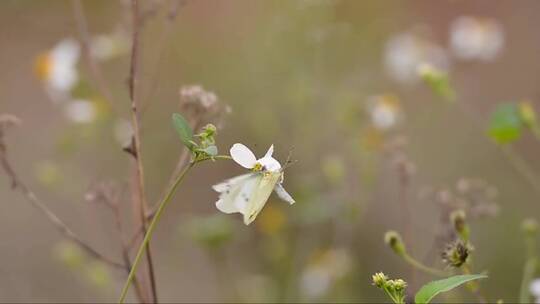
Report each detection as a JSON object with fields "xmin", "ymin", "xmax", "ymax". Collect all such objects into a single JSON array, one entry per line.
[{"xmin": 281, "ymin": 147, "xmax": 298, "ymax": 171}]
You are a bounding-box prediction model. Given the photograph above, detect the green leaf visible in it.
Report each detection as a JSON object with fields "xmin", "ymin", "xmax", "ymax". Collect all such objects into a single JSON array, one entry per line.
[
  {"xmin": 488, "ymin": 104, "xmax": 524, "ymax": 144},
  {"xmin": 172, "ymin": 113, "xmax": 194, "ymax": 149},
  {"xmin": 414, "ymin": 274, "xmax": 488, "ymax": 304}
]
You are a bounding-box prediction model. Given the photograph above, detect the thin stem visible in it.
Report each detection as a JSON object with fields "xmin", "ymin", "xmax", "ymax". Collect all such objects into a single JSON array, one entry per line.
[
  {"xmin": 71, "ymin": 0, "xmax": 118, "ymax": 114},
  {"xmin": 519, "ymin": 234, "xmax": 538, "ymax": 303},
  {"xmin": 401, "ymin": 252, "xmax": 446, "ymax": 277},
  {"xmin": 519, "ymin": 258, "xmax": 537, "ymax": 303},
  {"xmin": 128, "ymin": 0, "xmax": 157, "ymax": 301},
  {"xmin": 462, "ymin": 264, "xmax": 487, "ymax": 303},
  {"xmin": 396, "ymin": 159, "xmax": 416, "ymax": 285},
  {"xmin": 118, "ymin": 161, "xmax": 195, "ymax": 303},
  {"xmin": 140, "ymin": 0, "xmax": 183, "ymax": 116},
  {"xmin": 499, "ymin": 145, "xmax": 540, "ymax": 196},
  {"xmin": 0, "ymin": 141, "xmax": 125, "ymax": 271},
  {"xmin": 456, "ymin": 101, "xmax": 540, "ymax": 197},
  {"xmin": 382, "ymin": 285, "xmax": 400, "ymax": 304},
  {"xmin": 118, "ymin": 154, "xmax": 231, "ymax": 303},
  {"xmin": 110, "ymin": 200, "xmax": 146, "ymax": 302}
]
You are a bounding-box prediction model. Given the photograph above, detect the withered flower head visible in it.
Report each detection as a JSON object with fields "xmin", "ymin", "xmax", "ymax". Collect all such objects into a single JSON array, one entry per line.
[
  {"xmin": 442, "ymin": 239, "xmax": 472, "ymax": 268},
  {"xmin": 178, "ymin": 85, "xmax": 230, "ymax": 131},
  {"xmin": 384, "ymin": 230, "xmax": 406, "ymax": 255},
  {"xmin": 180, "ymin": 85, "xmax": 218, "ymax": 110}
]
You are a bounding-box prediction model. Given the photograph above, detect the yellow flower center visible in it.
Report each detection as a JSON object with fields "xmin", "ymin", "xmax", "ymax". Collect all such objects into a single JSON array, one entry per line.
[
  {"xmin": 252, "ymin": 162, "xmax": 263, "ymax": 172},
  {"xmin": 35, "ymin": 52, "xmax": 52, "ymax": 80}
]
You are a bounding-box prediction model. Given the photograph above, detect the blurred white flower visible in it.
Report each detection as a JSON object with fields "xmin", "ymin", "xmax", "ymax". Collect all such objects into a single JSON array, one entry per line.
[
  {"xmin": 301, "ymin": 267, "xmax": 331, "ymax": 299},
  {"xmin": 64, "ymin": 99, "xmax": 96, "ymax": 124},
  {"xmin": 35, "ymin": 39, "xmax": 80, "ymax": 94},
  {"xmin": 114, "ymin": 118, "xmax": 133, "ymax": 146},
  {"xmin": 367, "ymin": 94, "xmax": 401, "ymax": 130},
  {"xmin": 531, "ymin": 279, "xmax": 540, "ymax": 303},
  {"xmin": 300, "ymin": 249, "xmax": 353, "ymax": 299},
  {"xmin": 450, "ymin": 16, "xmax": 504, "ymax": 61},
  {"xmin": 90, "ymin": 30, "xmax": 129, "ymax": 61},
  {"xmin": 384, "ymin": 32, "xmax": 449, "ymax": 84}
]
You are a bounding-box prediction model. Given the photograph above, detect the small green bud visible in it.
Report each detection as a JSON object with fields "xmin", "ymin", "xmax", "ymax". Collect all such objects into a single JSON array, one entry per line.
[
  {"xmin": 372, "ymin": 272, "xmax": 388, "ymax": 288},
  {"xmin": 521, "ymin": 218, "xmax": 538, "ymax": 236},
  {"xmin": 392, "ymin": 279, "xmax": 407, "ymax": 292},
  {"xmin": 202, "ymin": 123, "xmax": 217, "ymax": 136},
  {"xmin": 371, "ymin": 273, "xmax": 407, "ymax": 304},
  {"xmin": 384, "ymin": 231, "xmax": 406, "ymax": 255}
]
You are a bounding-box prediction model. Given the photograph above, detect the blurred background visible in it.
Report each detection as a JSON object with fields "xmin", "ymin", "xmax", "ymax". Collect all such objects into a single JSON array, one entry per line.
[{"xmin": 1, "ymin": 0, "xmax": 540, "ymax": 302}]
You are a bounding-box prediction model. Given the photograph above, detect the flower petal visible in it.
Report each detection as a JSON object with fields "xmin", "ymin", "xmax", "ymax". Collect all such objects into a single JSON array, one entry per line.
[
  {"xmin": 230, "ymin": 143, "xmax": 257, "ymax": 169},
  {"xmin": 264, "ymin": 144, "xmax": 274, "ymax": 158},
  {"xmin": 258, "ymin": 156, "xmax": 281, "ymax": 172}
]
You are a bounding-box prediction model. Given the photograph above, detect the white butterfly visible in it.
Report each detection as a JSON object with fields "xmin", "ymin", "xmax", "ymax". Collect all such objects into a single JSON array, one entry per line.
[{"xmin": 213, "ymin": 143, "xmax": 295, "ymax": 225}]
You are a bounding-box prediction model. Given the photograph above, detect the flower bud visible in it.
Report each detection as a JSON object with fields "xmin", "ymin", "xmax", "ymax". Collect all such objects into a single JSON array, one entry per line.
[
  {"xmin": 202, "ymin": 123, "xmax": 217, "ymax": 136},
  {"xmin": 372, "ymin": 272, "xmax": 388, "ymax": 288},
  {"xmin": 392, "ymin": 279, "xmax": 407, "ymax": 292},
  {"xmin": 384, "ymin": 231, "xmax": 406, "ymax": 255}
]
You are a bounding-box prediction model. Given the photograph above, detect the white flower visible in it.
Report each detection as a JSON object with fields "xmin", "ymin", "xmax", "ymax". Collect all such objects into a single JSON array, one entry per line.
[
  {"xmin": 90, "ymin": 30, "xmax": 129, "ymax": 61},
  {"xmin": 367, "ymin": 95, "xmax": 401, "ymax": 130},
  {"xmin": 531, "ymin": 279, "xmax": 540, "ymax": 301},
  {"xmin": 213, "ymin": 143, "xmax": 294, "ymax": 225},
  {"xmin": 300, "ymin": 249, "xmax": 353, "ymax": 299},
  {"xmin": 450, "ymin": 16, "xmax": 504, "ymax": 61},
  {"xmin": 230, "ymin": 143, "xmax": 281, "ymax": 172},
  {"xmin": 301, "ymin": 267, "xmax": 332, "ymax": 299},
  {"xmin": 35, "ymin": 39, "xmax": 80, "ymax": 94},
  {"xmin": 384, "ymin": 32, "xmax": 449, "ymax": 84},
  {"xmin": 64, "ymin": 99, "xmax": 96, "ymax": 124}
]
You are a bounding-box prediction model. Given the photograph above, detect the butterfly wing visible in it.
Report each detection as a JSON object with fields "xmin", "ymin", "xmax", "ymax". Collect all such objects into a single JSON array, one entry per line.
[
  {"xmin": 212, "ymin": 173, "xmax": 254, "ymax": 193},
  {"xmin": 213, "ymin": 173, "xmax": 256, "ymax": 214},
  {"xmin": 243, "ymin": 171, "xmax": 282, "ymax": 225},
  {"xmin": 274, "ymin": 183, "xmax": 295, "ymax": 205}
]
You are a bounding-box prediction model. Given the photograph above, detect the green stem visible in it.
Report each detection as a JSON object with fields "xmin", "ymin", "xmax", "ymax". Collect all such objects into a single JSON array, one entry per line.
[
  {"xmin": 382, "ymin": 286, "xmax": 400, "ymax": 304},
  {"xmin": 401, "ymin": 252, "xmax": 446, "ymax": 277},
  {"xmin": 118, "ymin": 154, "xmax": 231, "ymax": 303},
  {"xmin": 499, "ymin": 145, "xmax": 540, "ymax": 196},
  {"xmin": 118, "ymin": 162, "xmax": 194, "ymax": 303},
  {"xmin": 462, "ymin": 264, "xmax": 487, "ymax": 303},
  {"xmin": 519, "ymin": 235, "xmax": 538, "ymax": 303}
]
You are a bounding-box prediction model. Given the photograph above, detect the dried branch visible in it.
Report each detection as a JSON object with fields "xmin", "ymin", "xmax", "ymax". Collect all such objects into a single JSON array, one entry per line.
[
  {"xmin": 141, "ymin": 0, "xmax": 185, "ymax": 116},
  {"xmin": 128, "ymin": 0, "xmax": 158, "ymax": 302},
  {"xmin": 71, "ymin": 0, "xmax": 118, "ymax": 114},
  {"xmin": 85, "ymin": 182, "xmax": 146, "ymax": 302},
  {"xmin": 0, "ymin": 117, "xmax": 126, "ymax": 271}
]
